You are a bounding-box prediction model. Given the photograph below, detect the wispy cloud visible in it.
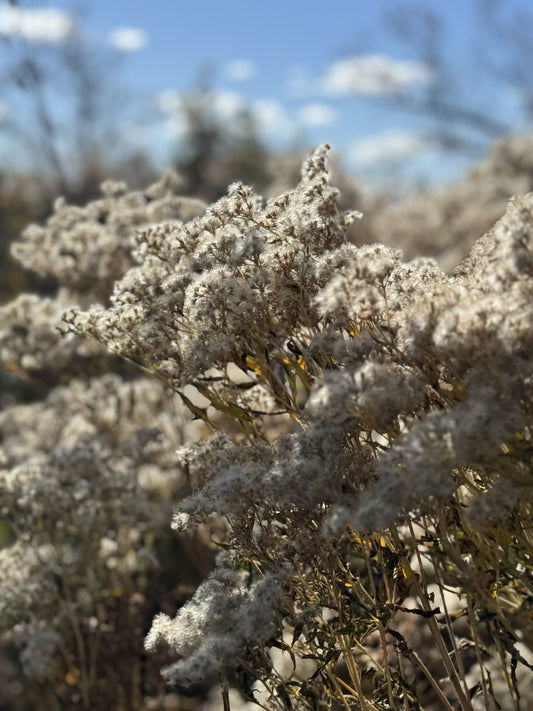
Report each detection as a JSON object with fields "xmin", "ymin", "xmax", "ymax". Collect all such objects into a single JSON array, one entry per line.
[
  {"xmin": 225, "ymin": 59, "xmax": 256, "ymax": 82},
  {"xmin": 323, "ymin": 54, "xmax": 433, "ymax": 96},
  {"xmin": 156, "ymin": 88, "xmax": 246, "ymax": 139},
  {"xmin": 155, "ymin": 90, "xmax": 186, "ymax": 138},
  {"xmin": 349, "ymin": 130, "xmax": 430, "ymax": 165},
  {"xmin": 156, "ymin": 90, "xmax": 182, "ymax": 115},
  {"xmin": 157, "ymin": 89, "xmax": 245, "ymax": 119},
  {"xmin": 0, "ymin": 4, "xmax": 74, "ymax": 43},
  {"xmin": 252, "ymin": 99, "xmax": 295, "ymax": 141},
  {"xmin": 156, "ymin": 89, "xmax": 327, "ymax": 145},
  {"xmin": 297, "ymin": 103, "xmax": 336, "ymax": 127},
  {"xmin": 109, "ymin": 26, "xmax": 148, "ymax": 52},
  {"xmin": 212, "ymin": 90, "xmax": 246, "ymax": 118}
]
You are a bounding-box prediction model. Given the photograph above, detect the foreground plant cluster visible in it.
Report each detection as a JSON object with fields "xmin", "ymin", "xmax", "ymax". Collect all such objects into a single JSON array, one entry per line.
[{"xmin": 1, "ymin": 146, "xmax": 532, "ymax": 710}]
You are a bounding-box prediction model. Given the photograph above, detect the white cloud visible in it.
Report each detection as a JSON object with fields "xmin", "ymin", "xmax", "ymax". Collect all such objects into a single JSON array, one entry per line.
[
  {"xmin": 323, "ymin": 54, "xmax": 433, "ymax": 97},
  {"xmin": 156, "ymin": 88, "xmax": 247, "ymax": 139},
  {"xmin": 0, "ymin": 101, "xmax": 8, "ymax": 123},
  {"xmin": 156, "ymin": 89, "xmax": 244, "ymax": 121},
  {"xmin": 0, "ymin": 5, "xmax": 74, "ymax": 43},
  {"xmin": 155, "ymin": 88, "xmax": 295, "ymax": 144},
  {"xmin": 109, "ymin": 26, "xmax": 148, "ymax": 52},
  {"xmin": 156, "ymin": 90, "xmax": 182, "ymax": 115},
  {"xmin": 212, "ymin": 90, "xmax": 246, "ymax": 119},
  {"xmin": 349, "ymin": 130, "xmax": 430, "ymax": 165},
  {"xmin": 225, "ymin": 59, "xmax": 256, "ymax": 82},
  {"xmin": 297, "ymin": 103, "xmax": 336, "ymax": 127},
  {"xmin": 163, "ymin": 114, "xmax": 187, "ymax": 140},
  {"xmin": 252, "ymin": 99, "xmax": 294, "ymax": 140}
]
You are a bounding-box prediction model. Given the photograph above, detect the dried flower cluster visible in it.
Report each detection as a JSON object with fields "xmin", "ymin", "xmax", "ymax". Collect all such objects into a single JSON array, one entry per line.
[
  {"xmin": 63, "ymin": 146, "xmax": 533, "ymax": 709},
  {"xmin": 368, "ymin": 134, "xmax": 533, "ymax": 269},
  {"xmin": 12, "ymin": 172, "xmax": 206, "ymax": 300},
  {"xmin": 0, "ymin": 171, "xmax": 208, "ymax": 710},
  {"xmin": 2, "ymin": 144, "xmax": 532, "ymax": 710},
  {"xmin": 0, "ymin": 372, "xmax": 198, "ymax": 706},
  {"xmin": 0, "ymin": 171, "xmax": 206, "ymax": 394}
]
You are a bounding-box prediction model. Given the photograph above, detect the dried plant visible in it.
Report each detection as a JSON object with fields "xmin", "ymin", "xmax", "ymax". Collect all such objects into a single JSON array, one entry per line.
[{"xmin": 2, "ymin": 145, "xmax": 532, "ymax": 710}]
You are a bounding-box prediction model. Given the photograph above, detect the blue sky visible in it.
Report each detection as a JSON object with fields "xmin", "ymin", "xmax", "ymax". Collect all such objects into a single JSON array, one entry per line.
[{"xmin": 0, "ymin": 0, "xmax": 531, "ymax": 187}]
